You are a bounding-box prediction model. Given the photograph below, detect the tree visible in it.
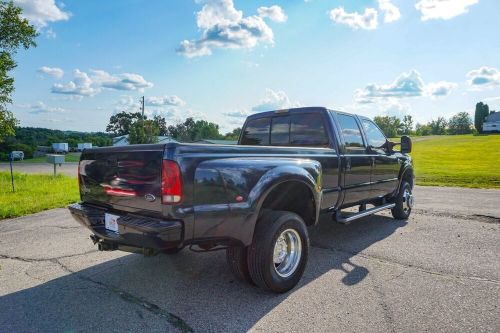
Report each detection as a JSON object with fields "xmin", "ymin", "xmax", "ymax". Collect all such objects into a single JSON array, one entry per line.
[
  {"xmin": 153, "ymin": 115, "xmax": 168, "ymax": 136},
  {"xmin": 448, "ymin": 112, "xmax": 472, "ymax": 135},
  {"xmin": 429, "ymin": 117, "xmax": 447, "ymax": 135},
  {"xmin": 224, "ymin": 127, "xmax": 242, "ymax": 140},
  {"xmin": 106, "ymin": 111, "xmax": 144, "ymax": 136},
  {"xmin": 167, "ymin": 117, "xmax": 223, "ymax": 142},
  {"xmin": 0, "ymin": 107, "xmax": 16, "ymax": 139},
  {"xmin": 0, "ymin": 1, "xmax": 38, "ymax": 143},
  {"xmin": 401, "ymin": 115, "xmax": 414, "ymax": 135},
  {"xmin": 128, "ymin": 119, "xmax": 159, "ymax": 144},
  {"xmin": 415, "ymin": 123, "xmax": 431, "ymax": 136},
  {"xmin": 474, "ymin": 102, "xmax": 490, "ymax": 133},
  {"xmin": 373, "ymin": 116, "xmax": 403, "ymax": 138}
]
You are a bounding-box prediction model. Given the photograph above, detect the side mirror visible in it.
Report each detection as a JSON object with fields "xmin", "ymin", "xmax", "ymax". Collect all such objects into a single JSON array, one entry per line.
[{"xmin": 401, "ymin": 135, "xmax": 412, "ymax": 154}]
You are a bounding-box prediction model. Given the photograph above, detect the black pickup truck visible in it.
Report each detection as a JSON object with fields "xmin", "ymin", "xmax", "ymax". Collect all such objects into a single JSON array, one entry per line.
[{"xmin": 69, "ymin": 107, "xmax": 414, "ymax": 293}]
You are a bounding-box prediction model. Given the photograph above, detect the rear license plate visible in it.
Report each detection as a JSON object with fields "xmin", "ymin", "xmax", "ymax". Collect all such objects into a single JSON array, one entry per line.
[{"xmin": 105, "ymin": 213, "xmax": 120, "ymax": 233}]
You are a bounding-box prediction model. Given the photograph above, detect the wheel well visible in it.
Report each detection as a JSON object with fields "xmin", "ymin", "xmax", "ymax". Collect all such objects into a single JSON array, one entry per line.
[{"xmin": 260, "ymin": 181, "xmax": 316, "ymax": 226}]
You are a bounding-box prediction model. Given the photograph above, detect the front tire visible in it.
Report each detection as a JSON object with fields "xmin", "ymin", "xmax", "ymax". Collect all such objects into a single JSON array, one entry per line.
[
  {"xmin": 391, "ymin": 181, "xmax": 413, "ymax": 220},
  {"xmin": 247, "ymin": 211, "xmax": 309, "ymax": 293}
]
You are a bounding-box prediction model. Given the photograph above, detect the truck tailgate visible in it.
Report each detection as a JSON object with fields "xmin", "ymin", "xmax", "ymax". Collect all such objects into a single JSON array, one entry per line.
[{"xmin": 79, "ymin": 146, "xmax": 165, "ymax": 211}]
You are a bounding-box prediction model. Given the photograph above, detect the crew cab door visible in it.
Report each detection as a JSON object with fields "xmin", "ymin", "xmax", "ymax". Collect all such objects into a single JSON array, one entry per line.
[
  {"xmin": 360, "ymin": 118, "xmax": 399, "ymax": 197},
  {"xmin": 335, "ymin": 113, "xmax": 372, "ymax": 205}
]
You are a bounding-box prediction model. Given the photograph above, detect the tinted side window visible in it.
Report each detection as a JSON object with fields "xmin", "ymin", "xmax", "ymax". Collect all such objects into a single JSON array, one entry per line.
[
  {"xmin": 240, "ymin": 118, "xmax": 270, "ymax": 145},
  {"xmin": 362, "ymin": 119, "xmax": 387, "ymax": 151},
  {"xmin": 337, "ymin": 114, "xmax": 365, "ymax": 154},
  {"xmin": 271, "ymin": 116, "xmax": 290, "ymax": 145},
  {"xmin": 290, "ymin": 114, "xmax": 329, "ymax": 147}
]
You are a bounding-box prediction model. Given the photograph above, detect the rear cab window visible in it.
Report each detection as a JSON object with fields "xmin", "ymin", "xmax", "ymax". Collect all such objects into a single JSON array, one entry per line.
[
  {"xmin": 240, "ymin": 117, "xmax": 271, "ymax": 145},
  {"xmin": 290, "ymin": 113, "xmax": 329, "ymax": 147},
  {"xmin": 241, "ymin": 112, "xmax": 330, "ymax": 148}
]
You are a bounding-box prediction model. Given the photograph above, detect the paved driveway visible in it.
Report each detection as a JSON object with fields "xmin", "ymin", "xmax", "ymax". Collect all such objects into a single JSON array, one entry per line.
[{"xmin": 0, "ymin": 186, "xmax": 499, "ymax": 332}]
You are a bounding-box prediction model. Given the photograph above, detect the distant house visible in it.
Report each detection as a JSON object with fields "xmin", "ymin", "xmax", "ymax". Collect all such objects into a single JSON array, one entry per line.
[
  {"xmin": 77, "ymin": 143, "xmax": 92, "ymax": 151},
  {"xmin": 52, "ymin": 143, "xmax": 69, "ymax": 153},
  {"xmin": 483, "ymin": 112, "xmax": 500, "ymax": 132},
  {"xmin": 194, "ymin": 139, "xmax": 238, "ymax": 145},
  {"xmin": 112, "ymin": 135, "xmax": 178, "ymax": 146}
]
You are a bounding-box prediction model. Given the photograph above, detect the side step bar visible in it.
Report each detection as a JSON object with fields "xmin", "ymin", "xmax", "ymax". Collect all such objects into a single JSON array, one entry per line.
[{"xmin": 334, "ymin": 203, "xmax": 395, "ymax": 224}]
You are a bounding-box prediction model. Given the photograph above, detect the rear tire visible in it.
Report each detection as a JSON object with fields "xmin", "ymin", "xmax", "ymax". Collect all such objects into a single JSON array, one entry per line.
[
  {"xmin": 247, "ymin": 211, "xmax": 309, "ymax": 293},
  {"xmin": 226, "ymin": 246, "xmax": 254, "ymax": 284},
  {"xmin": 391, "ymin": 181, "xmax": 413, "ymax": 220}
]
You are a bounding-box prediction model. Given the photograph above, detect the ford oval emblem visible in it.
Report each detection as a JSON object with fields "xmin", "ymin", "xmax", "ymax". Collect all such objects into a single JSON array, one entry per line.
[{"xmin": 144, "ymin": 194, "xmax": 156, "ymax": 202}]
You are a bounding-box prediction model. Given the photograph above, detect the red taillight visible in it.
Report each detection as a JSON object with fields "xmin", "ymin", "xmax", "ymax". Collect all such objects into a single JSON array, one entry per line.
[{"xmin": 161, "ymin": 160, "xmax": 182, "ymax": 204}]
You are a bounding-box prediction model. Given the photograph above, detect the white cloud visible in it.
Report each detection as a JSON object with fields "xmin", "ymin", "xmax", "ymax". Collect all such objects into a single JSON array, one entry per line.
[
  {"xmin": 51, "ymin": 69, "xmax": 153, "ymax": 97},
  {"xmin": 381, "ymin": 100, "xmax": 411, "ymax": 117},
  {"xmin": 415, "ymin": 0, "xmax": 479, "ymax": 21},
  {"xmin": 45, "ymin": 28, "xmax": 56, "ymax": 39},
  {"xmin": 355, "ymin": 69, "xmax": 457, "ymax": 103},
  {"xmin": 114, "ymin": 96, "xmax": 140, "ymax": 113},
  {"xmin": 378, "ymin": 0, "xmax": 401, "ymax": 23},
  {"xmin": 145, "ymin": 95, "xmax": 186, "ymax": 107},
  {"xmin": 223, "ymin": 109, "xmax": 251, "ymax": 118},
  {"xmin": 14, "ymin": 0, "xmax": 70, "ymax": 28},
  {"xmin": 355, "ymin": 70, "xmax": 425, "ymax": 102},
  {"xmin": 37, "ymin": 66, "xmax": 64, "ymax": 79},
  {"xmin": 483, "ymin": 96, "xmax": 500, "ymax": 102},
  {"xmin": 329, "ymin": 7, "xmax": 378, "ymax": 30},
  {"xmin": 51, "ymin": 69, "xmax": 97, "ymax": 96},
  {"xmin": 426, "ymin": 81, "xmax": 458, "ymax": 97},
  {"xmin": 467, "ymin": 66, "xmax": 500, "ymax": 89},
  {"xmin": 329, "ymin": 1, "xmax": 401, "ymax": 30},
  {"xmin": 257, "ymin": 5, "xmax": 287, "ymax": 22},
  {"xmin": 222, "ymin": 89, "xmax": 301, "ymax": 120},
  {"xmin": 23, "ymin": 101, "xmax": 66, "ymax": 114},
  {"xmin": 90, "ymin": 70, "xmax": 154, "ymax": 91},
  {"xmin": 251, "ymin": 89, "xmax": 302, "ymax": 112},
  {"xmin": 177, "ymin": 0, "xmax": 279, "ymax": 58}
]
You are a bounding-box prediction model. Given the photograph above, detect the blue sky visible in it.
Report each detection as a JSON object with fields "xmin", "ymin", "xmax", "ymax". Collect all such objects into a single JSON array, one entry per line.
[{"xmin": 10, "ymin": 0, "xmax": 500, "ymax": 133}]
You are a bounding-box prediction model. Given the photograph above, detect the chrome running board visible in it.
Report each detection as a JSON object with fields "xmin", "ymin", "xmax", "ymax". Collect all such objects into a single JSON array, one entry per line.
[{"xmin": 334, "ymin": 203, "xmax": 395, "ymax": 224}]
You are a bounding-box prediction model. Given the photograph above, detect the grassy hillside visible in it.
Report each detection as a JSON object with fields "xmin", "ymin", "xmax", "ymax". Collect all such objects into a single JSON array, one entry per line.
[
  {"xmin": 0, "ymin": 172, "xmax": 79, "ymax": 219},
  {"xmin": 408, "ymin": 134, "xmax": 500, "ymax": 188}
]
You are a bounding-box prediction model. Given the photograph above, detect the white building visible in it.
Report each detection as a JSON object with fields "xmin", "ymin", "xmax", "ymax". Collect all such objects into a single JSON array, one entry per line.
[
  {"xmin": 52, "ymin": 143, "xmax": 69, "ymax": 153},
  {"xmin": 483, "ymin": 112, "xmax": 500, "ymax": 132},
  {"xmin": 77, "ymin": 143, "xmax": 92, "ymax": 151}
]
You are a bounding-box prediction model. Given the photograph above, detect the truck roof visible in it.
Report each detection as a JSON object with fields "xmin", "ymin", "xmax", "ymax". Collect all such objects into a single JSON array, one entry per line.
[{"xmin": 245, "ymin": 106, "xmax": 352, "ymax": 120}]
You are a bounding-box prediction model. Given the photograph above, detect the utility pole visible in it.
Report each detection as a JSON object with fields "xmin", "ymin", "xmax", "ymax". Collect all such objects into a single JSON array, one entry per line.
[{"xmin": 140, "ymin": 96, "xmax": 145, "ymax": 119}]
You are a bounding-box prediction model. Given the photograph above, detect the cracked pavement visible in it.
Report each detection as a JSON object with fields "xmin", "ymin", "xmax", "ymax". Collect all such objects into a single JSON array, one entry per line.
[{"xmin": 0, "ymin": 186, "xmax": 499, "ymax": 332}]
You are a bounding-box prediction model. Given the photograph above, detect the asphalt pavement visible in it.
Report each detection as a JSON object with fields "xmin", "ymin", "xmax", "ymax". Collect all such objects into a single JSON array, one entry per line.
[
  {"xmin": 0, "ymin": 186, "xmax": 499, "ymax": 332},
  {"xmin": 0, "ymin": 162, "xmax": 78, "ymax": 177}
]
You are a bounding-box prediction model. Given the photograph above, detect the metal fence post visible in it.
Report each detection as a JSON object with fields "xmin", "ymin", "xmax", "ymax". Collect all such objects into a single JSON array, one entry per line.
[{"xmin": 9, "ymin": 153, "xmax": 15, "ymax": 192}]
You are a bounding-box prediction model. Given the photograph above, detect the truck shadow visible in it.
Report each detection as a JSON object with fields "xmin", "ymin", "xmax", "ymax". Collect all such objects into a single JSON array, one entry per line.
[{"xmin": 0, "ymin": 214, "xmax": 406, "ymax": 332}]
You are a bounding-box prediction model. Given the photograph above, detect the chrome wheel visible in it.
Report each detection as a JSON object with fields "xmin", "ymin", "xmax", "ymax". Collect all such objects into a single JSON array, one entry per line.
[
  {"xmin": 273, "ymin": 229, "xmax": 302, "ymax": 278},
  {"xmin": 403, "ymin": 188, "xmax": 414, "ymax": 213}
]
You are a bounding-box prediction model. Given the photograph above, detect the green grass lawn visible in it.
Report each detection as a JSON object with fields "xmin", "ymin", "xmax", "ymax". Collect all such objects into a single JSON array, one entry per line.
[
  {"xmin": 401, "ymin": 134, "xmax": 500, "ymax": 189},
  {"xmin": 0, "ymin": 172, "xmax": 79, "ymax": 219},
  {"xmin": 16, "ymin": 152, "xmax": 81, "ymax": 163}
]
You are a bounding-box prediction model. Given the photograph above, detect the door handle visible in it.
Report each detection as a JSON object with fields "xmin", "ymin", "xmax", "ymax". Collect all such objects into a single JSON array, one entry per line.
[{"xmin": 346, "ymin": 157, "xmax": 351, "ymax": 171}]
